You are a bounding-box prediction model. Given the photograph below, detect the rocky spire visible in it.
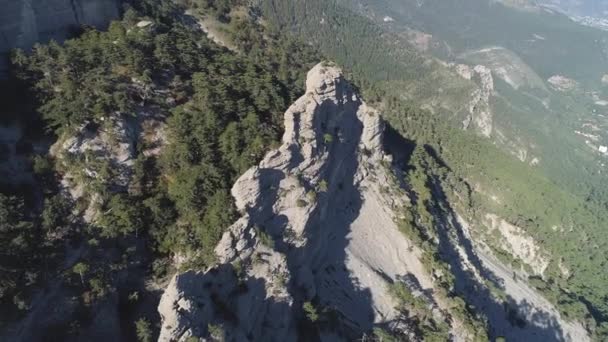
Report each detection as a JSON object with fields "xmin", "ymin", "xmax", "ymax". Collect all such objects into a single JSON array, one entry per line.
[{"xmin": 157, "ymin": 63, "xmax": 433, "ymax": 341}]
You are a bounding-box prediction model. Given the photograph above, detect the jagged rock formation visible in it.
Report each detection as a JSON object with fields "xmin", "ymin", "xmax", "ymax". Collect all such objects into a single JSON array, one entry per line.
[
  {"xmin": 157, "ymin": 63, "xmax": 445, "ymax": 341},
  {"xmin": 458, "ymin": 64, "xmax": 494, "ymax": 137},
  {"xmin": 0, "ymin": 0, "xmax": 120, "ymax": 77},
  {"xmin": 157, "ymin": 62, "xmax": 592, "ymax": 342}
]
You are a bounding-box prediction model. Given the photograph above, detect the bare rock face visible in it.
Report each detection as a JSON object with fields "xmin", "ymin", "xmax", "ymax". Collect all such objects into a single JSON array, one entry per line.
[
  {"xmin": 158, "ymin": 63, "xmax": 437, "ymax": 341},
  {"xmin": 484, "ymin": 214, "xmax": 550, "ymax": 275},
  {"xmin": 460, "ymin": 64, "xmax": 494, "ymax": 137}
]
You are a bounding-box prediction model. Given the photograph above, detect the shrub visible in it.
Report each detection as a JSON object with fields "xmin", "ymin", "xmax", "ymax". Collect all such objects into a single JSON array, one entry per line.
[
  {"xmin": 303, "ymin": 301, "xmax": 319, "ymax": 322},
  {"xmin": 208, "ymin": 324, "xmax": 224, "ymax": 340},
  {"xmin": 72, "ymin": 262, "xmax": 89, "ymax": 286},
  {"xmin": 135, "ymin": 318, "xmax": 152, "ymax": 342},
  {"xmin": 255, "ymin": 226, "xmax": 275, "ymax": 249},
  {"xmin": 306, "ymin": 190, "xmax": 317, "ymax": 202},
  {"xmin": 318, "ymin": 179, "xmax": 328, "ymax": 192}
]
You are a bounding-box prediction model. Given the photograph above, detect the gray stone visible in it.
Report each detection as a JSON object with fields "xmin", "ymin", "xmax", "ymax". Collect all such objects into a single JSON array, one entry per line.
[{"xmin": 158, "ymin": 63, "xmax": 438, "ymax": 341}]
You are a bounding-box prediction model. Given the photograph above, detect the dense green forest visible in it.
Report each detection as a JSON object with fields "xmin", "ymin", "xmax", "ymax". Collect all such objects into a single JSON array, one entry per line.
[
  {"xmin": 260, "ymin": 0, "xmax": 608, "ymax": 338},
  {"xmin": 1, "ymin": 0, "xmax": 318, "ymax": 338}
]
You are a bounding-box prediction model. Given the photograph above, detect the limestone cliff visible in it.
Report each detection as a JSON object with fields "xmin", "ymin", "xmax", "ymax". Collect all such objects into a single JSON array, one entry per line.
[
  {"xmin": 0, "ymin": 0, "xmax": 120, "ymax": 77},
  {"xmin": 458, "ymin": 64, "xmax": 494, "ymax": 138},
  {"xmin": 157, "ymin": 63, "xmax": 446, "ymax": 341},
  {"xmin": 157, "ymin": 63, "xmax": 591, "ymax": 342}
]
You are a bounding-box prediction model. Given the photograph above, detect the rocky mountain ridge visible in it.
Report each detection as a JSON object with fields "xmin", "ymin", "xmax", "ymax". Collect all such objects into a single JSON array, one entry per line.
[
  {"xmin": 156, "ymin": 62, "xmax": 589, "ymax": 341},
  {"xmin": 157, "ymin": 63, "xmax": 454, "ymax": 341}
]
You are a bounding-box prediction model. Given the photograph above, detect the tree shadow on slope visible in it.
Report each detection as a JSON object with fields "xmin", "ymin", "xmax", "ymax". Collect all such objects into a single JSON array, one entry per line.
[{"xmin": 425, "ymin": 145, "xmax": 567, "ymax": 341}]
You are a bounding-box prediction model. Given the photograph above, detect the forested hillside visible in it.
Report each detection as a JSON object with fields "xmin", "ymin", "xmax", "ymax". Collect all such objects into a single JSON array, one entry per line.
[
  {"xmin": 1, "ymin": 0, "xmax": 319, "ymax": 339},
  {"xmin": 261, "ymin": 0, "xmax": 608, "ymax": 339},
  {"xmin": 343, "ymin": 0, "xmax": 608, "ymax": 207}
]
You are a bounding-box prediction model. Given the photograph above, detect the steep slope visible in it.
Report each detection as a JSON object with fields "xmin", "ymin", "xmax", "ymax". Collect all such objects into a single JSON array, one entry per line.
[
  {"xmin": 158, "ymin": 63, "xmax": 452, "ymax": 340},
  {"xmin": 0, "ymin": 2, "xmax": 320, "ymax": 340},
  {"xmin": 157, "ymin": 63, "xmax": 590, "ymax": 341},
  {"xmin": 259, "ymin": 3, "xmax": 608, "ymax": 337}
]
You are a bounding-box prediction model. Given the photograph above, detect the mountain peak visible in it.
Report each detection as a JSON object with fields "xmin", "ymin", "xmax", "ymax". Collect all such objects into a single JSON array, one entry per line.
[{"xmin": 157, "ymin": 62, "xmax": 442, "ymax": 341}]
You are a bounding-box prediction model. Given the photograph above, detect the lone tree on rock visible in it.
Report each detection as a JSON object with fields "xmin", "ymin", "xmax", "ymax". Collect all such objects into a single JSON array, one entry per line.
[{"xmin": 72, "ymin": 262, "xmax": 89, "ymax": 286}]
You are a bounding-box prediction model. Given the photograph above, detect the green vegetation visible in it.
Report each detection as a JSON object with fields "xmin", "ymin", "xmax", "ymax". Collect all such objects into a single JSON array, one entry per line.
[
  {"xmin": 207, "ymin": 323, "xmax": 225, "ymax": 341},
  {"xmin": 0, "ymin": 194, "xmax": 36, "ymax": 301},
  {"xmin": 303, "ymin": 301, "xmax": 319, "ymax": 322},
  {"xmin": 389, "ymin": 281, "xmax": 451, "ymax": 341},
  {"xmin": 255, "ymin": 226, "xmax": 275, "ymax": 249},
  {"xmin": 13, "ymin": 0, "xmax": 317, "ymax": 259},
  {"xmin": 97, "ymin": 193, "xmax": 144, "ymax": 238},
  {"xmin": 318, "ymin": 179, "xmax": 328, "ymax": 192},
  {"xmin": 135, "ymin": 318, "xmax": 153, "ymax": 342},
  {"xmin": 396, "ymin": 148, "xmax": 489, "ymax": 341},
  {"xmin": 72, "ymin": 262, "xmax": 89, "ymax": 286},
  {"xmin": 2, "ymin": 0, "xmax": 318, "ymax": 338},
  {"xmin": 260, "ymin": 0, "xmax": 608, "ymax": 336},
  {"xmin": 350, "ymin": 0, "xmax": 608, "ymax": 83},
  {"xmin": 3, "ymin": 0, "xmax": 608, "ymax": 339}
]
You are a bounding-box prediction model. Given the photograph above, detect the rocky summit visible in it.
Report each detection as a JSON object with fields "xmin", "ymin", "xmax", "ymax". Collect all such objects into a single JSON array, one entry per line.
[{"xmin": 157, "ymin": 63, "xmax": 438, "ymax": 341}]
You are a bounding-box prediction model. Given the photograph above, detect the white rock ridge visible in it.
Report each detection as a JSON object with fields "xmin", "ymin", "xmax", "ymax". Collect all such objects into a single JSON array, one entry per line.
[
  {"xmin": 459, "ymin": 64, "xmax": 494, "ymax": 137},
  {"xmin": 158, "ymin": 63, "xmax": 437, "ymax": 341}
]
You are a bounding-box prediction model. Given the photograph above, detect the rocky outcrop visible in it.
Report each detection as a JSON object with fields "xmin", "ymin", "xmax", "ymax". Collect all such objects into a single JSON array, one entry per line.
[
  {"xmin": 547, "ymin": 75, "xmax": 578, "ymax": 92},
  {"xmin": 460, "ymin": 47, "xmax": 547, "ymax": 91},
  {"xmin": 51, "ymin": 116, "xmax": 137, "ymax": 221},
  {"xmin": 484, "ymin": 214, "xmax": 550, "ymax": 275},
  {"xmin": 157, "ymin": 63, "xmax": 443, "ymax": 341},
  {"xmin": 0, "ymin": 0, "xmax": 120, "ymax": 77},
  {"xmin": 459, "ymin": 64, "xmax": 494, "ymax": 137}
]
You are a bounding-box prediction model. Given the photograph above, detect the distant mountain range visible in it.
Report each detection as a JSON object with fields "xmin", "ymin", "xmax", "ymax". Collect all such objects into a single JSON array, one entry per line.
[
  {"xmin": 534, "ymin": 0, "xmax": 608, "ymax": 18},
  {"xmin": 540, "ymin": 0, "xmax": 608, "ymax": 18},
  {"xmin": 501, "ymin": 0, "xmax": 608, "ymax": 29}
]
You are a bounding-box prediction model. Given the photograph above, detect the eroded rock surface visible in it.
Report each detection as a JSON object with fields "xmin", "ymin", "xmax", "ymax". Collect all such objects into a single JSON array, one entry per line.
[
  {"xmin": 459, "ymin": 64, "xmax": 494, "ymax": 137},
  {"xmin": 158, "ymin": 63, "xmax": 437, "ymax": 341}
]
